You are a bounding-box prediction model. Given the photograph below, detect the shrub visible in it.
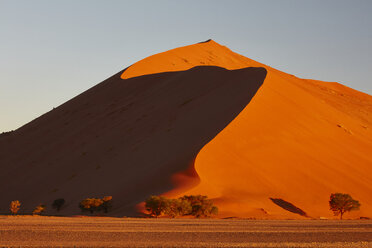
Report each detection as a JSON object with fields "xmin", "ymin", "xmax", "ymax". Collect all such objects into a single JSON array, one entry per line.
[
  {"xmin": 79, "ymin": 196, "xmax": 113, "ymax": 214},
  {"xmin": 52, "ymin": 198, "xmax": 65, "ymax": 211},
  {"xmin": 165, "ymin": 198, "xmax": 192, "ymax": 218},
  {"xmin": 79, "ymin": 198, "xmax": 104, "ymax": 214},
  {"xmin": 145, "ymin": 196, "xmax": 170, "ymax": 217},
  {"xmin": 329, "ymin": 193, "xmax": 361, "ymax": 219},
  {"xmin": 102, "ymin": 196, "xmax": 113, "ymax": 213},
  {"xmin": 33, "ymin": 204, "xmax": 46, "ymax": 215},
  {"xmin": 145, "ymin": 195, "xmax": 218, "ymax": 218},
  {"xmin": 10, "ymin": 200, "xmax": 21, "ymax": 215},
  {"xmin": 180, "ymin": 195, "xmax": 218, "ymax": 218}
]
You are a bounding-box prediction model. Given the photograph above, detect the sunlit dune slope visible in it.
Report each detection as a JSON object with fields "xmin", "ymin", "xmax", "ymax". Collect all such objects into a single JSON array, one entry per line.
[
  {"xmin": 0, "ymin": 65, "xmax": 265, "ymax": 216},
  {"xmin": 123, "ymin": 40, "xmax": 372, "ymax": 219}
]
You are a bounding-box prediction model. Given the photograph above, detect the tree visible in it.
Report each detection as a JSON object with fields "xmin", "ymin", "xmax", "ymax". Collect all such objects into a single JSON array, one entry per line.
[
  {"xmin": 145, "ymin": 196, "xmax": 169, "ymax": 217},
  {"xmin": 165, "ymin": 198, "xmax": 192, "ymax": 218},
  {"xmin": 79, "ymin": 198, "xmax": 104, "ymax": 214},
  {"xmin": 329, "ymin": 193, "xmax": 360, "ymax": 219},
  {"xmin": 101, "ymin": 196, "xmax": 113, "ymax": 213},
  {"xmin": 145, "ymin": 195, "xmax": 218, "ymax": 218},
  {"xmin": 179, "ymin": 195, "xmax": 218, "ymax": 218},
  {"xmin": 10, "ymin": 200, "xmax": 21, "ymax": 215},
  {"xmin": 52, "ymin": 198, "xmax": 65, "ymax": 212},
  {"xmin": 33, "ymin": 204, "xmax": 46, "ymax": 215},
  {"xmin": 79, "ymin": 196, "xmax": 113, "ymax": 214}
]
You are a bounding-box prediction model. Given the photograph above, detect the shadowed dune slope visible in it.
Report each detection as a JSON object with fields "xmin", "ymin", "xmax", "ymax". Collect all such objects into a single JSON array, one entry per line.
[
  {"xmin": 122, "ymin": 40, "xmax": 372, "ymax": 219},
  {"xmin": 0, "ymin": 66, "xmax": 266, "ymax": 215}
]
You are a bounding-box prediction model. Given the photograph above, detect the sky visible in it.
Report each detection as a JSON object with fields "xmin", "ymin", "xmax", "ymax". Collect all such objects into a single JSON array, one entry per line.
[{"xmin": 1, "ymin": 0, "xmax": 371, "ymax": 132}]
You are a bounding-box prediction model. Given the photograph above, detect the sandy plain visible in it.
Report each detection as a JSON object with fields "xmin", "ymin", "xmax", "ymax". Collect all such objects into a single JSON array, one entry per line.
[{"xmin": 0, "ymin": 216, "xmax": 371, "ymax": 247}]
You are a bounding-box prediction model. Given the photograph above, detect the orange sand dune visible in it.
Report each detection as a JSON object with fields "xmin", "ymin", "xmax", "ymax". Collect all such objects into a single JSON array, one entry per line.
[
  {"xmin": 1, "ymin": 40, "xmax": 371, "ymax": 219},
  {"xmin": 0, "ymin": 65, "xmax": 265, "ymax": 216},
  {"xmin": 123, "ymin": 40, "xmax": 372, "ymax": 219}
]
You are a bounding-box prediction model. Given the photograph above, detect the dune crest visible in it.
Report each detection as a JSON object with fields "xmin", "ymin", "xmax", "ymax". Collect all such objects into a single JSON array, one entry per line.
[{"xmin": 121, "ymin": 39, "xmax": 264, "ymax": 79}]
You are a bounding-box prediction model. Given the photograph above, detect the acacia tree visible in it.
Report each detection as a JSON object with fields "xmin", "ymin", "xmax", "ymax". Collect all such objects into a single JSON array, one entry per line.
[
  {"xmin": 79, "ymin": 198, "xmax": 104, "ymax": 214},
  {"xmin": 180, "ymin": 195, "xmax": 218, "ymax": 218},
  {"xmin": 145, "ymin": 195, "xmax": 218, "ymax": 218},
  {"xmin": 329, "ymin": 193, "xmax": 360, "ymax": 219},
  {"xmin": 145, "ymin": 196, "xmax": 169, "ymax": 217},
  {"xmin": 101, "ymin": 196, "xmax": 113, "ymax": 213},
  {"xmin": 165, "ymin": 198, "xmax": 192, "ymax": 218},
  {"xmin": 52, "ymin": 198, "xmax": 65, "ymax": 212},
  {"xmin": 10, "ymin": 200, "xmax": 21, "ymax": 215},
  {"xmin": 79, "ymin": 196, "xmax": 113, "ymax": 214},
  {"xmin": 33, "ymin": 204, "xmax": 46, "ymax": 215}
]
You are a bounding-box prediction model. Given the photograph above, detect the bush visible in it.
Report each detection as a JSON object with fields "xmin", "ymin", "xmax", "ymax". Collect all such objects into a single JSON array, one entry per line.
[
  {"xmin": 33, "ymin": 204, "xmax": 46, "ymax": 215},
  {"xmin": 52, "ymin": 198, "xmax": 65, "ymax": 211},
  {"xmin": 329, "ymin": 193, "xmax": 361, "ymax": 219},
  {"xmin": 180, "ymin": 195, "xmax": 218, "ymax": 218},
  {"xmin": 79, "ymin": 198, "xmax": 104, "ymax": 214},
  {"xmin": 79, "ymin": 196, "xmax": 113, "ymax": 214},
  {"xmin": 102, "ymin": 196, "xmax": 113, "ymax": 213},
  {"xmin": 145, "ymin": 195, "xmax": 218, "ymax": 218},
  {"xmin": 10, "ymin": 200, "xmax": 21, "ymax": 215},
  {"xmin": 145, "ymin": 196, "xmax": 169, "ymax": 217},
  {"xmin": 165, "ymin": 198, "xmax": 192, "ymax": 218}
]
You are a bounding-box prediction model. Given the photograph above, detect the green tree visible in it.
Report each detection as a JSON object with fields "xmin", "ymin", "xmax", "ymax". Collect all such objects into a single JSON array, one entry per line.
[
  {"xmin": 145, "ymin": 196, "xmax": 169, "ymax": 217},
  {"xmin": 329, "ymin": 193, "xmax": 360, "ymax": 219},
  {"xmin": 52, "ymin": 198, "xmax": 65, "ymax": 212}
]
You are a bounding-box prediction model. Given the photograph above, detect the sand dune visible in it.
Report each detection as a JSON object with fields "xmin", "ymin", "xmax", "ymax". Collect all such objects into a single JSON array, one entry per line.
[
  {"xmin": 122, "ymin": 40, "xmax": 372, "ymax": 218},
  {"xmin": 0, "ymin": 64, "xmax": 265, "ymax": 216},
  {"xmin": 1, "ymin": 40, "xmax": 371, "ymax": 219}
]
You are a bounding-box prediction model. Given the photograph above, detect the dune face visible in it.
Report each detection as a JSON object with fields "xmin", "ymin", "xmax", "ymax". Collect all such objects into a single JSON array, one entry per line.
[{"xmin": 1, "ymin": 40, "xmax": 371, "ymax": 219}]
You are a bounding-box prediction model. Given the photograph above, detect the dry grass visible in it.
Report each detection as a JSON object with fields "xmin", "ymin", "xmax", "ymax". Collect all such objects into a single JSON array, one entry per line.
[{"xmin": 0, "ymin": 216, "xmax": 371, "ymax": 247}]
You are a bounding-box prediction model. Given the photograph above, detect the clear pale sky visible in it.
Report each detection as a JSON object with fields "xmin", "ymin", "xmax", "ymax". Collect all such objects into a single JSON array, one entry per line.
[{"xmin": 1, "ymin": 0, "xmax": 371, "ymax": 132}]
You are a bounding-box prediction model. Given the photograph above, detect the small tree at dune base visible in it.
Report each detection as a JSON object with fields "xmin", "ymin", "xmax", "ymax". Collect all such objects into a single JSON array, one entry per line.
[
  {"xmin": 79, "ymin": 196, "xmax": 113, "ymax": 214},
  {"xmin": 329, "ymin": 193, "xmax": 360, "ymax": 220},
  {"xmin": 10, "ymin": 200, "xmax": 21, "ymax": 215},
  {"xmin": 145, "ymin": 196, "xmax": 169, "ymax": 217},
  {"xmin": 101, "ymin": 196, "xmax": 113, "ymax": 213},
  {"xmin": 165, "ymin": 198, "xmax": 192, "ymax": 218},
  {"xmin": 52, "ymin": 198, "xmax": 65, "ymax": 212},
  {"xmin": 33, "ymin": 204, "xmax": 46, "ymax": 215},
  {"xmin": 145, "ymin": 195, "xmax": 218, "ymax": 218},
  {"xmin": 180, "ymin": 195, "xmax": 218, "ymax": 218},
  {"xmin": 79, "ymin": 198, "xmax": 104, "ymax": 214}
]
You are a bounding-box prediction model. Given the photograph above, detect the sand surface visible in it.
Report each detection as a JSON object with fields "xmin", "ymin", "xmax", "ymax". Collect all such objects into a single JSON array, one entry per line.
[
  {"xmin": 0, "ymin": 216, "xmax": 371, "ymax": 247},
  {"xmin": 1, "ymin": 40, "xmax": 371, "ymax": 219}
]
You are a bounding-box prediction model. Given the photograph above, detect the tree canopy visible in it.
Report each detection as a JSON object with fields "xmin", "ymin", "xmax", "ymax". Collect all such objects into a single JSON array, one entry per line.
[
  {"xmin": 329, "ymin": 193, "xmax": 360, "ymax": 219},
  {"xmin": 145, "ymin": 195, "xmax": 218, "ymax": 218}
]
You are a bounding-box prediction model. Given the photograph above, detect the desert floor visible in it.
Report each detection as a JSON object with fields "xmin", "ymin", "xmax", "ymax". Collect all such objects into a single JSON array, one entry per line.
[{"xmin": 0, "ymin": 216, "xmax": 371, "ymax": 247}]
